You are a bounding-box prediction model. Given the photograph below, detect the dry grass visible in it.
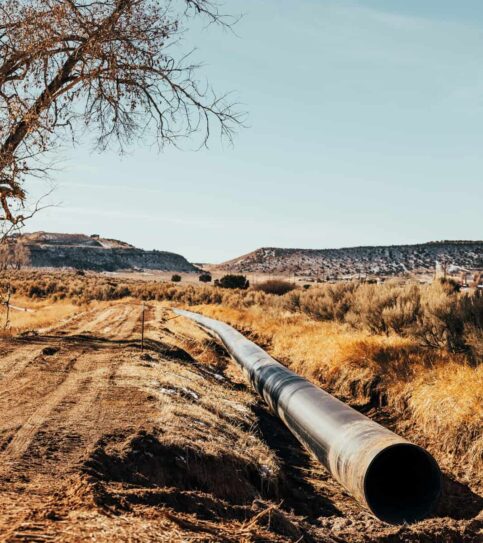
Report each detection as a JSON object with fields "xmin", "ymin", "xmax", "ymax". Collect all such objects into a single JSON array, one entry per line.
[
  {"xmin": 0, "ymin": 296, "xmax": 81, "ymax": 335},
  {"xmin": 191, "ymin": 304, "xmax": 482, "ymax": 484},
  {"xmin": 1, "ymin": 271, "xmax": 481, "ymax": 486},
  {"xmin": 405, "ymin": 363, "xmax": 483, "ymax": 477},
  {"xmin": 3, "ymin": 271, "xmax": 481, "ymax": 361}
]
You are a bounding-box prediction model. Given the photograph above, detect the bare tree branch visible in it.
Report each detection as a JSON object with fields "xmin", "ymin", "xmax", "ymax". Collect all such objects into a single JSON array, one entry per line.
[{"xmin": 0, "ymin": 0, "xmax": 242, "ymax": 225}]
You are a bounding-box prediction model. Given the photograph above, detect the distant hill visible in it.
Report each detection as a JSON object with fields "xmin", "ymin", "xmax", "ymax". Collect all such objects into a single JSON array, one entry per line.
[
  {"xmin": 13, "ymin": 232, "xmax": 198, "ymax": 272},
  {"xmin": 215, "ymin": 241, "xmax": 483, "ymax": 278}
]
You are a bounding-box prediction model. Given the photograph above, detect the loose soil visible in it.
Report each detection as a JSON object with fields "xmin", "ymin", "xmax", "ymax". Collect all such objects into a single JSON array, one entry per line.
[{"xmin": 0, "ymin": 302, "xmax": 481, "ymax": 542}]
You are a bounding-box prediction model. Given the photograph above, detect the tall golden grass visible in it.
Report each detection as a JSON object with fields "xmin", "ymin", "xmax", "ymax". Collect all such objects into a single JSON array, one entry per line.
[
  {"xmin": 0, "ymin": 297, "xmax": 80, "ymax": 335},
  {"xmin": 192, "ymin": 304, "xmax": 482, "ymax": 484},
  {"xmin": 2, "ymin": 271, "xmax": 480, "ymax": 359},
  {"xmin": 1, "ymin": 270, "xmax": 481, "ymax": 482}
]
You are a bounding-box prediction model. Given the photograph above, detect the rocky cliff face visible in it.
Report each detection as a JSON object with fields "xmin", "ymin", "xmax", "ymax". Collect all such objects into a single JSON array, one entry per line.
[
  {"xmin": 18, "ymin": 232, "xmax": 197, "ymax": 272},
  {"xmin": 215, "ymin": 241, "xmax": 483, "ymax": 277}
]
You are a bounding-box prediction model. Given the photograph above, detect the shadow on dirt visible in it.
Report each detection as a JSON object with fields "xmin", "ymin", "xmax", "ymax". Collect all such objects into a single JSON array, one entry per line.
[
  {"xmin": 81, "ymin": 430, "xmax": 276, "ymax": 504},
  {"xmin": 436, "ymin": 474, "xmax": 483, "ymax": 520},
  {"xmin": 14, "ymin": 333, "xmax": 202, "ymax": 363},
  {"xmin": 78, "ymin": 429, "xmax": 316, "ymax": 542},
  {"xmin": 251, "ymin": 402, "xmax": 341, "ymax": 521}
]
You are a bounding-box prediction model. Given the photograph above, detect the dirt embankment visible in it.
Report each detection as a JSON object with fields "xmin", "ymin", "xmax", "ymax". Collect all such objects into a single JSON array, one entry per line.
[{"xmin": 0, "ymin": 302, "xmax": 481, "ymax": 542}]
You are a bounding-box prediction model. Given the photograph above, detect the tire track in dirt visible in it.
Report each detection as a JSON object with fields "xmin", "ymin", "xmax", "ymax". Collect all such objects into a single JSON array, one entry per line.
[
  {"xmin": 107, "ymin": 303, "xmax": 142, "ymax": 340},
  {"xmin": 69, "ymin": 305, "xmax": 120, "ymax": 336},
  {"xmin": 0, "ymin": 344, "xmax": 109, "ymax": 461},
  {"xmin": 61, "ymin": 303, "xmax": 142, "ymax": 341},
  {"xmin": 40, "ymin": 306, "xmax": 95, "ymax": 335},
  {"xmin": 0, "ymin": 345, "xmax": 45, "ymax": 384},
  {"xmin": 0, "ymin": 345, "xmax": 124, "ymax": 543},
  {"xmin": 3, "ymin": 360, "xmax": 85, "ymax": 461}
]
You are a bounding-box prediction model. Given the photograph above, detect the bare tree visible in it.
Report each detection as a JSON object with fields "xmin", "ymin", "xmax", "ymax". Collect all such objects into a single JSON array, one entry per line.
[
  {"xmin": 0, "ymin": 243, "xmax": 8, "ymax": 271},
  {"xmin": 0, "ymin": 0, "xmax": 240, "ymax": 230},
  {"xmin": 0, "ymin": 237, "xmax": 30, "ymax": 269},
  {"xmin": 12, "ymin": 240, "xmax": 30, "ymax": 269}
]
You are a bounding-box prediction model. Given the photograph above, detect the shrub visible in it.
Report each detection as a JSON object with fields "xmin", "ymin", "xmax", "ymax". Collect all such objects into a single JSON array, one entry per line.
[
  {"xmin": 439, "ymin": 277, "xmax": 461, "ymax": 294},
  {"xmin": 283, "ymin": 290, "xmax": 302, "ymax": 312},
  {"xmin": 346, "ymin": 283, "xmax": 419, "ymax": 335},
  {"xmin": 414, "ymin": 281, "xmax": 481, "ymax": 354},
  {"xmin": 115, "ymin": 285, "xmax": 132, "ymax": 298},
  {"xmin": 199, "ymin": 273, "xmax": 212, "ymax": 283},
  {"xmin": 293, "ymin": 282, "xmax": 356, "ymax": 322},
  {"xmin": 28, "ymin": 284, "xmax": 46, "ymax": 298},
  {"xmin": 253, "ymin": 279, "xmax": 295, "ymax": 296},
  {"xmin": 2, "ymin": 270, "xmax": 481, "ymax": 362},
  {"xmin": 171, "ymin": 274, "xmax": 182, "ymax": 282},
  {"xmin": 215, "ymin": 274, "xmax": 249, "ymax": 290}
]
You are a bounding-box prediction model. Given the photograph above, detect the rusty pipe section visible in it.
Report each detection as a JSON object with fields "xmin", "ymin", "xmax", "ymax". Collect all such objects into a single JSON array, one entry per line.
[{"xmin": 174, "ymin": 308, "xmax": 441, "ymax": 524}]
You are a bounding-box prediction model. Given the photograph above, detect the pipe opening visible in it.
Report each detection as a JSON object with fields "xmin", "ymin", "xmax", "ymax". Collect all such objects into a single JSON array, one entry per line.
[{"xmin": 364, "ymin": 443, "xmax": 441, "ymax": 524}]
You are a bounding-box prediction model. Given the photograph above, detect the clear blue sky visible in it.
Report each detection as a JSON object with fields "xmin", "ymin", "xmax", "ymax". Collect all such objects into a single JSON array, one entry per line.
[{"xmin": 27, "ymin": 0, "xmax": 483, "ymax": 262}]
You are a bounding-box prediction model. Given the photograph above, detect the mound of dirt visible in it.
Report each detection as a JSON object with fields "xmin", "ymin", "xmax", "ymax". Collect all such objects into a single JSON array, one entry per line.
[{"xmin": 81, "ymin": 429, "xmax": 279, "ymax": 504}]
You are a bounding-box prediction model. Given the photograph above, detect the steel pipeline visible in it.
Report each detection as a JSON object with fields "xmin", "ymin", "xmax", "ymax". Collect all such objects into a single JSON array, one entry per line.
[{"xmin": 174, "ymin": 308, "xmax": 441, "ymax": 524}]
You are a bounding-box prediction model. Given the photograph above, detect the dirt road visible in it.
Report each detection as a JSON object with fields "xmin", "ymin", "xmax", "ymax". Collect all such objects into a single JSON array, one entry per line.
[{"xmin": 0, "ymin": 302, "xmax": 480, "ymax": 542}]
